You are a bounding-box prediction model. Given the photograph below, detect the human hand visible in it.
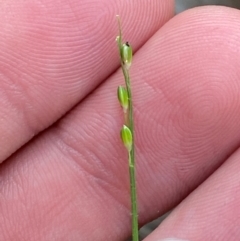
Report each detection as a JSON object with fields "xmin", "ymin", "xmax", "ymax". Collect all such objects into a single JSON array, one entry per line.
[{"xmin": 1, "ymin": 1, "xmax": 240, "ymax": 240}]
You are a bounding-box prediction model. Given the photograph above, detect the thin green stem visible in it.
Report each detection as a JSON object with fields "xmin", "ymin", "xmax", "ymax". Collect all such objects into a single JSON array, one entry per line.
[
  {"xmin": 117, "ymin": 15, "xmax": 139, "ymax": 241},
  {"xmin": 128, "ymin": 150, "xmax": 138, "ymax": 241},
  {"xmin": 124, "ymin": 67, "xmax": 135, "ymax": 167},
  {"xmin": 123, "ymin": 48, "xmax": 138, "ymax": 241}
]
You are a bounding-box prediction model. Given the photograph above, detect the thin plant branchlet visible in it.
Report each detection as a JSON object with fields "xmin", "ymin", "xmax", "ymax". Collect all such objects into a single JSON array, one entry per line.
[{"xmin": 116, "ymin": 15, "xmax": 139, "ymax": 241}]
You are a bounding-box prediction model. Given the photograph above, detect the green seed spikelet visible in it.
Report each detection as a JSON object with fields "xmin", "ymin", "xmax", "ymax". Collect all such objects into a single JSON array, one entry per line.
[
  {"xmin": 117, "ymin": 85, "xmax": 129, "ymax": 113},
  {"xmin": 121, "ymin": 42, "xmax": 132, "ymax": 70},
  {"xmin": 120, "ymin": 125, "xmax": 132, "ymax": 152}
]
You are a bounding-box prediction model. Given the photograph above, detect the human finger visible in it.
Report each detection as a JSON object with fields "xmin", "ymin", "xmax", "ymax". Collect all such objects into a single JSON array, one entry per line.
[
  {"xmin": 2, "ymin": 5, "xmax": 240, "ymax": 241},
  {"xmin": 0, "ymin": 0, "xmax": 173, "ymax": 162},
  {"xmin": 143, "ymin": 148, "xmax": 240, "ymax": 241}
]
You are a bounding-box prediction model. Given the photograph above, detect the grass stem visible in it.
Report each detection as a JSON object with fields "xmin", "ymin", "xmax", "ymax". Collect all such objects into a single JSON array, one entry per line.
[{"xmin": 116, "ymin": 15, "xmax": 139, "ymax": 241}]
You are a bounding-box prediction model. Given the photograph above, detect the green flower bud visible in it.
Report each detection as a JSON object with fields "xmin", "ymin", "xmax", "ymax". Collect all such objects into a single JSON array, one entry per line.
[
  {"xmin": 120, "ymin": 125, "xmax": 132, "ymax": 152},
  {"xmin": 117, "ymin": 86, "xmax": 128, "ymax": 113},
  {"xmin": 121, "ymin": 42, "xmax": 132, "ymax": 69}
]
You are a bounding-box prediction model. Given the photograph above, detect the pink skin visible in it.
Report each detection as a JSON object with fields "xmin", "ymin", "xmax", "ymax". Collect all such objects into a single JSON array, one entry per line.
[{"xmin": 1, "ymin": 1, "xmax": 240, "ymax": 240}]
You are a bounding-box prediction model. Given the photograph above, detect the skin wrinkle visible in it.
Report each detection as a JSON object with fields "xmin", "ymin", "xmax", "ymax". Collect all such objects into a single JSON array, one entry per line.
[{"xmin": 52, "ymin": 116, "xmax": 132, "ymax": 215}]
